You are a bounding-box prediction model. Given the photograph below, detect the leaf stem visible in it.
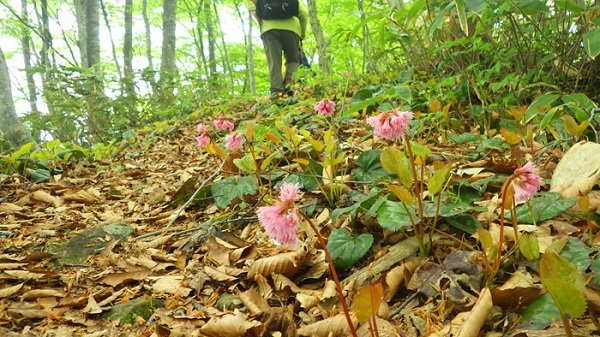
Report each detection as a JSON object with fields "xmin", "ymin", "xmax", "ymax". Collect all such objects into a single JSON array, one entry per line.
[{"xmin": 299, "ymin": 212, "xmax": 358, "ymax": 337}]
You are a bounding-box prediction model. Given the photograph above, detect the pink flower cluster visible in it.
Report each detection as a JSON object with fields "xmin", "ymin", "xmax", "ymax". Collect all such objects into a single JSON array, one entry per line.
[
  {"xmin": 225, "ymin": 133, "xmax": 243, "ymax": 151},
  {"xmin": 214, "ymin": 115, "xmax": 235, "ymax": 132},
  {"xmin": 512, "ymin": 161, "xmax": 543, "ymax": 203},
  {"xmin": 367, "ymin": 110, "xmax": 414, "ymax": 141},
  {"xmin": 195, "ymin": 116, "xmax": 243, "ymax": 151},
  {"xmin": 314, "ymin": 98, "xmax": 336, "ymax": 116},
  {"xmin": 195, "ymin": 124, "xmax": 210, "ymax": 148},
  {"xmin": 256, "ymin": 183, "xmax": 301, "ymax": 246}
]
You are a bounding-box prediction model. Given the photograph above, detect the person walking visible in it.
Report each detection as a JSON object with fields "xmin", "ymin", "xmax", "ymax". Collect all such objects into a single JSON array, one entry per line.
[{"xmin": 245, "ymin": 0, "xmax": 308, "ymax": 98}]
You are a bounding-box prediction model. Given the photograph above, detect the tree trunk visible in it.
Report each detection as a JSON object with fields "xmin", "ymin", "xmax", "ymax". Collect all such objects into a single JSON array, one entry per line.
[
  {"xmin": 205, "ymin": 0, "xmax": 218, "ymax": 93},
  {"xmin": 20, "ymin": 0, "xmax": 39, "ymax": 113},
  {"xmin": 306, "ymin": 0, "xmax": 329, "ymax": 75},
  {"xmin": 159, "ymin": 0, "xmax": 177, "ymax": 97},
  {"xmin": 213, "ymin": 2, "xmax": 234, "ymax": 95},
  {"xmin": 234, "ymin": 3, "xmax": 254, "ymax": 95},
  {"xmin": 100, "ymin": 0, "xmax": 122, "ymax": 79},
  {"xmin": 196, "ymin": 0, "xmax": 208, "ymax": 77},
  {"xmin": 0, "ymin": 47, "xmax": 38, "ymax": 151},
  {"xmin": 123, "ymin": 0, "xmax": 135, "ymax": 96},
  {"xmin": 142, "ymin": 0, "xmax": 156, "ymax": 93},
  {"xmin": 74, "ymin": 0, "xmax": 88, "ymax": 68}
]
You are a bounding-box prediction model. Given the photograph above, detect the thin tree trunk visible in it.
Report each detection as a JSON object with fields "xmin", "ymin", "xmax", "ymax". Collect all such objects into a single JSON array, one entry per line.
[
  {"xmin": 142, "ymin": 0, "xmax": 156, "ymax": 92},
  {"xmin": 100, "ymin": 0, "xmax": 122, "ymax": 79},
  {"xmin": 306, "ymin": 0, "xmax": 329, "ymax": 75},
  {"xmin": 160, "ymin": 0, "xmax": 177, "ymax": 82},
  {"xmin": 0, "ymin": 47, "xmax": 38, "ymax": 150},
  {"xmin": 197, "ymin": 0, "xmax": 208, "ymax": 77},
  {"xmin": 74, "ymin": 0, "xmax": 88, "ymax": 67},
  {"xmin": 123, "ymin": 0, "xmax": 135, "ymax": 96},
  {"xmin": 205, "ymin": 0, "xmax": 217, "ymax": 93},
  {"xmin": 234, "ymin": 3, "xmax": 254, "ymax": 95},
  {"xmin": 213, "ymin": 2, "xmax": 234, "ymax": 95},
  {"xmin": 20, "ymin": 0, "xmax": 39, "ymax": 113}
]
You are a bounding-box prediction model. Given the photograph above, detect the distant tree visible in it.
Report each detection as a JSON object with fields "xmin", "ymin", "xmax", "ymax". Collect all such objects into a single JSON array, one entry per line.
[
  {"xmin": 306, "ymin": 0, "xmax": 329, "ymax": 75},
  {"xmin": 20, "ymin": 0, "xmax": 39, "ymax": 113},
  {"xmin": 0, "ymin": 47, "xmax": 38, "ymax": 151},
  {"xmin": 159, "ymin": 0, "xmax": 178, "ymax": 98},
  {"xmin": 123, "ymin": 0, "xmax": 135, "ymax": 96}
]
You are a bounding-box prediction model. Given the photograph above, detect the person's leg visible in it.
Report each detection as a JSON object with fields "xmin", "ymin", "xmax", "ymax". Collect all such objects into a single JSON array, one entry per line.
[
  {"xmin": 281, "ymin": 31, "xmax": 300, "ymax": 80},
  {"xmin": 261, "ymin": 30, "xmax": 284, "ymax": 95}
]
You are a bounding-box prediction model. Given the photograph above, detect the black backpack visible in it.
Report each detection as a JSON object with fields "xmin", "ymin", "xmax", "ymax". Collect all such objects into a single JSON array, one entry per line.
[{"xmin": 256, "ymin": 0, "xmax": 299, "ymax": 20}]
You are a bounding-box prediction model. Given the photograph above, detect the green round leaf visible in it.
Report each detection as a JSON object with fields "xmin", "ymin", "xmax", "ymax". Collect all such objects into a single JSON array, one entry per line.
[{"xmin": 327, "ymin": 229, "xmax": 374, "ymax": 269}]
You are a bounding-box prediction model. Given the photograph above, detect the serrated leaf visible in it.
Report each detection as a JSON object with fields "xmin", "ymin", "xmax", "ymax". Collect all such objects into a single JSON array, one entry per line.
[
  {"xmin": 540, "ymin": 253, "xmax": 587, "ymax": 318},
  {"xmin": 353, "ymin": 283, "xmax": 383, "ymax": 324},
  {"xmin": 327, "ymin": 229, "xmax": 373, "ymax": 268},
  {"xmin": 376, "ymin": 200, "xmax": 415, "ymax": 231},
  {"xmin": 211, "ymin": 176, "xmax": 257, "ymax": 209},
  {"xmin": 520, "ymin": 233, "xmax": 540, "ymax": 261},
  {"xmin": 505, "ymin": 192, "xmax": 577, "ymax": 224}
]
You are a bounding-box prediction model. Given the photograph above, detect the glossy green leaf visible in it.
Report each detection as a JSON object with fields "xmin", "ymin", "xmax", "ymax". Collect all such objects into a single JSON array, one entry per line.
[
  {"xmin": 376, "ymin": 200, "xmax": 415, "ymax": 231},
  {"xmin": 505, "ymin": 192, "xmax": 577, "ymax": 224},
  {"xmin": 353, "ymin": 149, "xmax": 390, "ymax": 182},
  {"xmin": 559, "ymin": 237, "xmax": 594, "ymax": 273},
  {"xmin": 445, "ymin": 214, "xmax": 482, "ymax": 234},
  {"xmin": 327, "ymin": 229, "xmax": 374, "ymax": 268},
  {"xmin": 521, "ymin": 293, "xmax": 561, "ymax": 330}
]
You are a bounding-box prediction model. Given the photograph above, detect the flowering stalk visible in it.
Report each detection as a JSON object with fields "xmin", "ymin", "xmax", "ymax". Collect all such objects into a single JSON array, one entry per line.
[
  {"xmin": 299, "ymin": 212, "xmax": 358, "ymax": 337},
  {"xmin": 494, "ymin": 161, "xmax": 543, "ymax": 277}
]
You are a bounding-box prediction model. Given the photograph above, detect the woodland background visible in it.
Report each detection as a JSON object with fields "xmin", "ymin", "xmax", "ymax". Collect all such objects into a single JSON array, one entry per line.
[
  {"xmin": 0, "ymin": 0, "xmax": 598, "ymax": 152},
  {"xmin": 1, "ymin": 0, "xmax": 600, "ymax": 336}
]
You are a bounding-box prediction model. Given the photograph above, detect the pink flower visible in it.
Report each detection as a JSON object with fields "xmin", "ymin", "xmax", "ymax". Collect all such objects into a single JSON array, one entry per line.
[
  {"xmin": 512, "ymin": 161, "xmax": 543, "ymax": 203},
  {"xmin": 225, "ymin": 133, "xmax": 243, "ymax": 151},
  {"xmin": 256, "ymin": 183, "xmax": 302, "ymax": 246},
  {"xmin": 214, "ymin": 115, "xmax": 235, "ymax": 132},
  {"xmin": 197, "ymin": 124, "xmax": 209, "ymax": 133},
  {"xmin": 195, "ymin": 134, "xmax": 210, "ymax": 148},
  {"xmin": 367, "ymin": 110, "xmax": 413, "ymax": 141},
  {"xmin": 257, "ymin": 203, "xmax": 299, "ymax": 246},
  {"xmin": 315, "ymin": 99, "xmax": 336, "ymax": 116},
  {"xmin": 279, "ymin": 183, "xmax": 300, "ymax": 203}
]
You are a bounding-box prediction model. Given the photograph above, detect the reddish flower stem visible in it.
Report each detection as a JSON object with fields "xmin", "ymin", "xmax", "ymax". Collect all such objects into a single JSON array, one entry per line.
[{"xmin": 299, "ymin": 212, "xmax": 358, "ymax": 337}]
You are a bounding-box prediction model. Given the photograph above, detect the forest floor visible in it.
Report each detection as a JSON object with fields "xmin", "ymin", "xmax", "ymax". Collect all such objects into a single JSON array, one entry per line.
[{"xmin": 1, "ymin": 97, "xmax": 600, "ymax": 337}]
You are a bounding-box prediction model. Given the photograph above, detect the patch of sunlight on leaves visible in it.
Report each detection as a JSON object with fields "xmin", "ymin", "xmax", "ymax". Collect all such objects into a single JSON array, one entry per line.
[{"xmin": 327, "ymin": 229, "xmax": 373, "ymax": 269}]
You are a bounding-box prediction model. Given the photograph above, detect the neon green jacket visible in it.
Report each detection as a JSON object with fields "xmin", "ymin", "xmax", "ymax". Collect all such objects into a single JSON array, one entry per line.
[{"xmin": 244, "ymin": 0, "xmax": 308, "ymax": 39}]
